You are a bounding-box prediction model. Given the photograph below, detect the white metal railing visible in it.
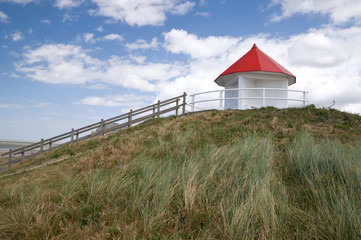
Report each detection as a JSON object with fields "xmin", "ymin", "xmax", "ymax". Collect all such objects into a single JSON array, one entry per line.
[{"xmin": 189, "ymin": 88, "xmax": 308, "ymax": 112}]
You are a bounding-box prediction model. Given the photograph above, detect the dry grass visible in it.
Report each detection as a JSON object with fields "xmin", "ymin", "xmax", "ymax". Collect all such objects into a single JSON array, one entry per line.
[{"xmin": 0, "ymin": 106, "xmax": 360, "ymax": 239}]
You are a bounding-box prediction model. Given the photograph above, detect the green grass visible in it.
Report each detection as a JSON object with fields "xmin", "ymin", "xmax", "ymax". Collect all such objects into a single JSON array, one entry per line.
[{"xmin": 0, "ymin": 107, "xmax": 360, "ymax": 239}]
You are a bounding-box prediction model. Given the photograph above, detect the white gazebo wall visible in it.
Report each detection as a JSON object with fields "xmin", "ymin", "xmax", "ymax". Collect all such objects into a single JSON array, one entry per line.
[
  {"xmin": 220, "ymin": 73, "xmax": 290, "ymax": 109},
  {"xmin": 224, "ymin": 77, "xmax": 238, "ymax": 109},
  {"xmin": 238, "ymin": 73, "xmax": 289, "ymax": 109},
  {"xmin": 259, "ymin": 78, "xmax": 288, "ymax": 108}
]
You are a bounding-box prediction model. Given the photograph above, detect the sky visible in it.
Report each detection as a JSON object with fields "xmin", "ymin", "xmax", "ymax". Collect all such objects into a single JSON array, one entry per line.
[{"xmin": 1, "ymin": 0, "xmax": 361, "ymax": 141}]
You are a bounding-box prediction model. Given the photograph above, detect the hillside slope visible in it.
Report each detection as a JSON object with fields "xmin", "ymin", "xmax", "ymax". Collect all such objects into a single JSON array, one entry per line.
[{"xmin": 0, "ymin": 106, "xmax": 360, "ymax": 239}]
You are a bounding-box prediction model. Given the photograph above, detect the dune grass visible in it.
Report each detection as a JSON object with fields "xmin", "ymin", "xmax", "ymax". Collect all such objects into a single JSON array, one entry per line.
[
  {"xmin": 0, "ymin": 107, "xmax": 360, "ymax": 239},
  {"xmin": 0, "ymin": 132, "xmax": 360, "ymax": 239}
]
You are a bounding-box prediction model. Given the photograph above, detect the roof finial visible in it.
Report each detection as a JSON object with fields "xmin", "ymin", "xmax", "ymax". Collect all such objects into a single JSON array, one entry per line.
[{"xmin": 252, "ymin": 43, "xmax": 258, "ymax": 48}]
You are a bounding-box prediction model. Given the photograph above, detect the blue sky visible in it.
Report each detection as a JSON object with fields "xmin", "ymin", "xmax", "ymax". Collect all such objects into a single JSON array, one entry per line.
[{"xmin": 1, "ymin": 0, "xmax": 361, "ymax": 141}]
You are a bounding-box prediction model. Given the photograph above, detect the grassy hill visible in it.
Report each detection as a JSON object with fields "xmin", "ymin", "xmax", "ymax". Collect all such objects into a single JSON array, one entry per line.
[{"xmin": 0, "ymin": 105, "xmax": 360, "ymax": 239}]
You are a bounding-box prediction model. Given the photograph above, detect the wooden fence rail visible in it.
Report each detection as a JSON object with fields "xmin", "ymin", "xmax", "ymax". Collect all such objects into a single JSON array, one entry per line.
[{"xmin": 0, "ymin": 93, "xmax": 187, "ymax": 172}]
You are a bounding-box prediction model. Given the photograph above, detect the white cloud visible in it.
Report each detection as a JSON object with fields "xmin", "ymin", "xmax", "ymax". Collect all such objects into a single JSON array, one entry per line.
[
  {"xmin": 271, "ymin": 0, "xmax": 361, "ymax": 24},
  {"xmin": 1, "ymin": 0, "xmax": 37, "ymax": 4},
  {"xmin": 40, "ymin": 19, "xmax": 51, "ymax": 25},
  {"xmin": 199, "ymin": 0, "xmax": 207, "ymax": 6},
  {"xmin": 9, "ymin": 31, "xmax": 24, "ymax": 41},
  {"xmin": 163, "ymin": 29, "xmax": 243, "ymax": 59},
  {"xmin": 125, "ymin": 37, "xmax": 158, "ymax": 51},
  {"xmin": 84, "ymin": 33, "xmax": 95, "ymax": 43},
  {"xmin": 9, "ymin": 50, "xmax": 20, "ymax": 57},
  {"xmin": 16, "ymin": 44, "xmax": 104, "ymax": 85},
  {"xmin": 10, "ymin": 73, "xmax": 20, "ymax": 78},
  {"xmin": 87, "ymin": 83, "xmax": 108, "ymax": 90},
  {"xmin": 287, "ymin": 33, "xmax": 348, "ymax": 67},
  {"xmin": 103, "ymin": 56, "xmax": 185, "ymax": 91},
  {"xmin": 76, "ymin": 33, "xmax": 97, "ymax": 43},
  {"xmin": 170, "ymin": 1, "xmax": 196, "ymax": 14},
  {"xmin": 55, "ymin": 0, "xmax": 83, "ymax": 9},
  {"xmin": 0, "ymin": 103, "xmax": 24, "ymax": 109},
  {"xmin": 0, "ymin": 11, "xmax": 10, "ymax": 23},
  {"xmin": 195, "ymin": 11, "xmax": 210, "ymax": 17},
  {"xmin": 104, "ymin": 34, "xmax": 123, "ymax": 41},
  {"xmin": 36, "ymin": 102, "xmax": 51, "ymax": 108},
  {"xmin": 343, "ymin": 103, "xmax": 361, "ymax": 114},
  {"xmin": 15, "ymin": 43, "xmax": 186, "ymax": 92},
  {"xmin": 96, "ymin": 26, "xmax": 103, "ymax": 32},
  {"xmin": 89, "ymin": 0, "xmax": 196, "ymax": 26},
  {"xmin": 79, "ymin": 94, "xmax": 153, "ymax": 108},
  {"xmin": 129, "ymin": 55, "xmax": 146, "ymax": 64},
  {"xmin": 62, "ymin": 13, "xmax": 78, "ymax": 22}
]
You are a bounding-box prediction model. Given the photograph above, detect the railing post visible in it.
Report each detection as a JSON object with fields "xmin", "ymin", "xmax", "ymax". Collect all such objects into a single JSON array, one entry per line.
[
  {"xmin": 76, "ymin": 130, "xmax": 79, "ymax": 140},
  {"xmin": 176, "ymin": 99, "xmax": 179, "ymax": 116},
  {"xmin": 40, "ymin": 138, "xmax": 44, "ymax": 153},
  {"xmin": 191, "ymin": 95, "xmax": 195, "ymax": 112},
  {"xmin": 182, "ymin": 92, "xmax": 186, "ymax": 116},
  {"xmin": 303, "ymin": 91, "xmax": 306, "ymax": 107},
  {"xmin": 153, "ymin": 105, "xmax": 156, "ymax": 118},
  {"xmin": 100, "ymin": 119, "xmax": 104, "ymax": 135},
  {"xmin": 219, "ymin": 90, "xmax": 223, "ymax": 110},
  {"xmin": 157, "ymin": 100, "xmax": 160, "ymax": 118},
  {"xmin": 262, "ymin": 88, "xmax": 266, "ymax": 107},
  {"xmin": 128, "ymin": 109, "xmax": 133, "ymax": 127},
  {"xmin": 49, "ymin": 140, "xmax": 53, "ymax": 149},
  {"xmin": 8, "ymin": 149, "xmax": 12, "ymax": 168},
  {"xmin": 71, "ymin": 128, "xmax": 74, "ymax": 144}
]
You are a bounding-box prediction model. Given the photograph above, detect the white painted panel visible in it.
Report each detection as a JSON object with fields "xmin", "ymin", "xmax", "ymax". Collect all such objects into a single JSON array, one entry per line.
[
  {"xmin": 225, "ymin": 83, "xmax": 238, "ymax": 109},
  {"xmin": 221, "ymin": 72, "xmax": 291, "ymax": 109}
]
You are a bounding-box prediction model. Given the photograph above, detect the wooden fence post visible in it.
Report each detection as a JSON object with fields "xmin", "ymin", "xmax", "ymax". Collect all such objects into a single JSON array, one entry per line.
[
  {"xmin": 40, "ymin": 139, "xmax": 44, "ymax": 153},
  {"xmin": 49, "ymin": 140, "xmax": 53, "ymax": 149},
  {"xmin": 71, "ymin": 128, "xmax": 74, "ymax": 144},
  {"xmin": 176, "ymin": 99, "xmax": 179, "ymax": 116},
  {"xmin": 8, "ymin": 149, "xmax": 12, "ymax": 168},
  {"xmin": 157, "ymin": 100, "xmax": 160, "ymax": 118},
  {"xmin": 153, "ymin": 106, "xmax": 156, "ymax": 118},
  {"xmin": 182, "ymin": 92, "xmax": 186, "ymax": 116},
  {"xmin": 100, "ymin": 119, "xmax": 104, "ymax": 135},
  {"xmin": 128, "ymin": 109, "xmax": 133, "ymax": 127}
]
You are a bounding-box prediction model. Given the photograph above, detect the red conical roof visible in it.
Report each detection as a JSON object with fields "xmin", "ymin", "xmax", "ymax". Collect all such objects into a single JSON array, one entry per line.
[{"xmin": 215, "ymin": 44, "xmax": 296, "ymax": 85}]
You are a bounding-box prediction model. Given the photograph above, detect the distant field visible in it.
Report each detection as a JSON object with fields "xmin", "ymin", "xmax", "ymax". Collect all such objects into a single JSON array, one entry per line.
[
  {"xmin": 0, "ymin": 140, "xmax": 37, "ymax": 150},
  {"xmin": 0, "ymin": 140, "xmax": 62, "ymax": 162},
  {"xmin": 0, "ymin": 140, "xmax": 60, "ymax": 150},
  {"xmin": 0, "ymin": 141, "xmax": 39, "ymax": 168}
]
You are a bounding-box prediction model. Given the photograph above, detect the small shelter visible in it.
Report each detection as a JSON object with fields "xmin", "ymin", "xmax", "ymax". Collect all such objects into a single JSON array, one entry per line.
[{"xmin": 214, "ymin": 44, "xmax": 296, "ymax": 109}]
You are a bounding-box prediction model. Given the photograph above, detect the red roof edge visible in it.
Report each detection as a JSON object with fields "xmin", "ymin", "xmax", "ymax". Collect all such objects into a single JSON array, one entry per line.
[{"xmin": 214, "ymin": 44, "xmax": 296, "ymax": 85}]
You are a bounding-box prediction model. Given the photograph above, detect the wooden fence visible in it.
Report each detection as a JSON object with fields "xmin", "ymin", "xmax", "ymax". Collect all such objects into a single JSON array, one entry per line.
[{"xmin": 0, "ymin": 93, "xmax": 187, "ymax": 172}]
